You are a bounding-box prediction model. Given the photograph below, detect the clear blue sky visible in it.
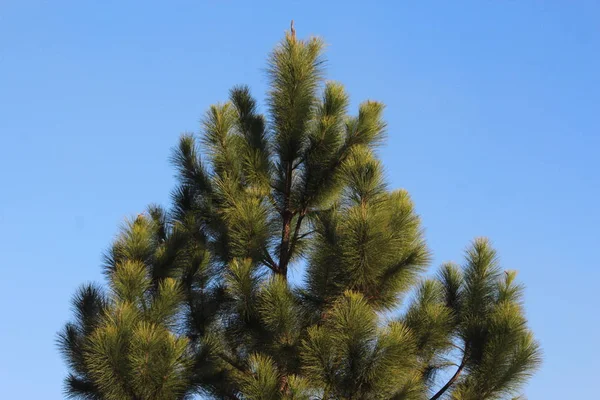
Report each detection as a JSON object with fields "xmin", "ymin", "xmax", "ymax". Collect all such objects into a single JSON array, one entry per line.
[{"xmin": 1, "ymin": 1, "xmax": 598, "ymax": 398}]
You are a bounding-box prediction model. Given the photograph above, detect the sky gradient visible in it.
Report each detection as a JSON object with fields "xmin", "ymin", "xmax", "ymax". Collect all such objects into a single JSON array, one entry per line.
[{"xmin": 1, "ymin": 1, "xmax": 598, "ymax": 398}]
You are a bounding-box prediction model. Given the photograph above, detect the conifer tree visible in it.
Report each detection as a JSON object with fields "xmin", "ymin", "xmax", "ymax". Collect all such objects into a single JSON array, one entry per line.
[{"xmin": 59, "ymin": 24, "xmax": 540, "ymax": 400}]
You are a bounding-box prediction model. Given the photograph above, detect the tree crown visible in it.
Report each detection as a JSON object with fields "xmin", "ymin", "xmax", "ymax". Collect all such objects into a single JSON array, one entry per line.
[{"xmin": 59, "ymin": 25, "xmax": 540, "ymax": 400}]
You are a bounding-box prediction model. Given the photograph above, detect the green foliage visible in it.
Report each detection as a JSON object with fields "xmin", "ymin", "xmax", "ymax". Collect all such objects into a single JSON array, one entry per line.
[
  {"xmin": 302, "ymin": 291, "xmax": 419, "ymax": 399},
  {"xmin": 416, "ymin": 239, "xmax": 541, "ymax": 400},
  {"xmin": 59, "ymin": 25, "xmax": 540, "ymax": 400},
  {"xmin": 268, "ymin": 32, "xmax": 324, "ymax": 163},
  {"xmin": 60, "ymin": 219, "xmax": 194, "ymax": 399}
]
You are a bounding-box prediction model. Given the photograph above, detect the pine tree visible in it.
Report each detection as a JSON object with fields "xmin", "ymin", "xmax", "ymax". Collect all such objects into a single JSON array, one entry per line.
[{"xmin": 59, "ymin": 24, "xmax": 541, "ymax": 400}]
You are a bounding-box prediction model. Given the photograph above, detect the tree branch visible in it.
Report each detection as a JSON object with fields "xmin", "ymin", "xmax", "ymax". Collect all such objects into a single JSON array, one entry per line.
[
  {"xmin": 429, "ymin": 351, "xmax": 468, "ymax": 400},
  {"xmin": 218, "ymin": 352, "xmax": 247, "ymax": 374},
  {"xmin": 286, "ymin": 211, "xmax": 306, "ymax": 263},
  {"xmin": 262, "ymin": 248, "xmax": 279, "ymax": 273},
  {"xmin": 292, "ymin": 156, "xmax": 305, "ymax": 170},
  {"xmin": 297, "ymin": 229, "xmax": 315, "ymax": 240}
]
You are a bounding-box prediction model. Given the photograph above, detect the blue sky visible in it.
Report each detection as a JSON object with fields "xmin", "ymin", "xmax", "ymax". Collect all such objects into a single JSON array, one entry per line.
[{"xmin": 1, "ymin": 1, "xmax": 598, "ymax": 398}]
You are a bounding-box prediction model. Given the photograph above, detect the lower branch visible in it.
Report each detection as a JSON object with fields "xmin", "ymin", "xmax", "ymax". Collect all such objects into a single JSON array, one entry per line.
[{"xmin": 429, "ymin": 353, "xmax": 468, "ymax": 400}]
